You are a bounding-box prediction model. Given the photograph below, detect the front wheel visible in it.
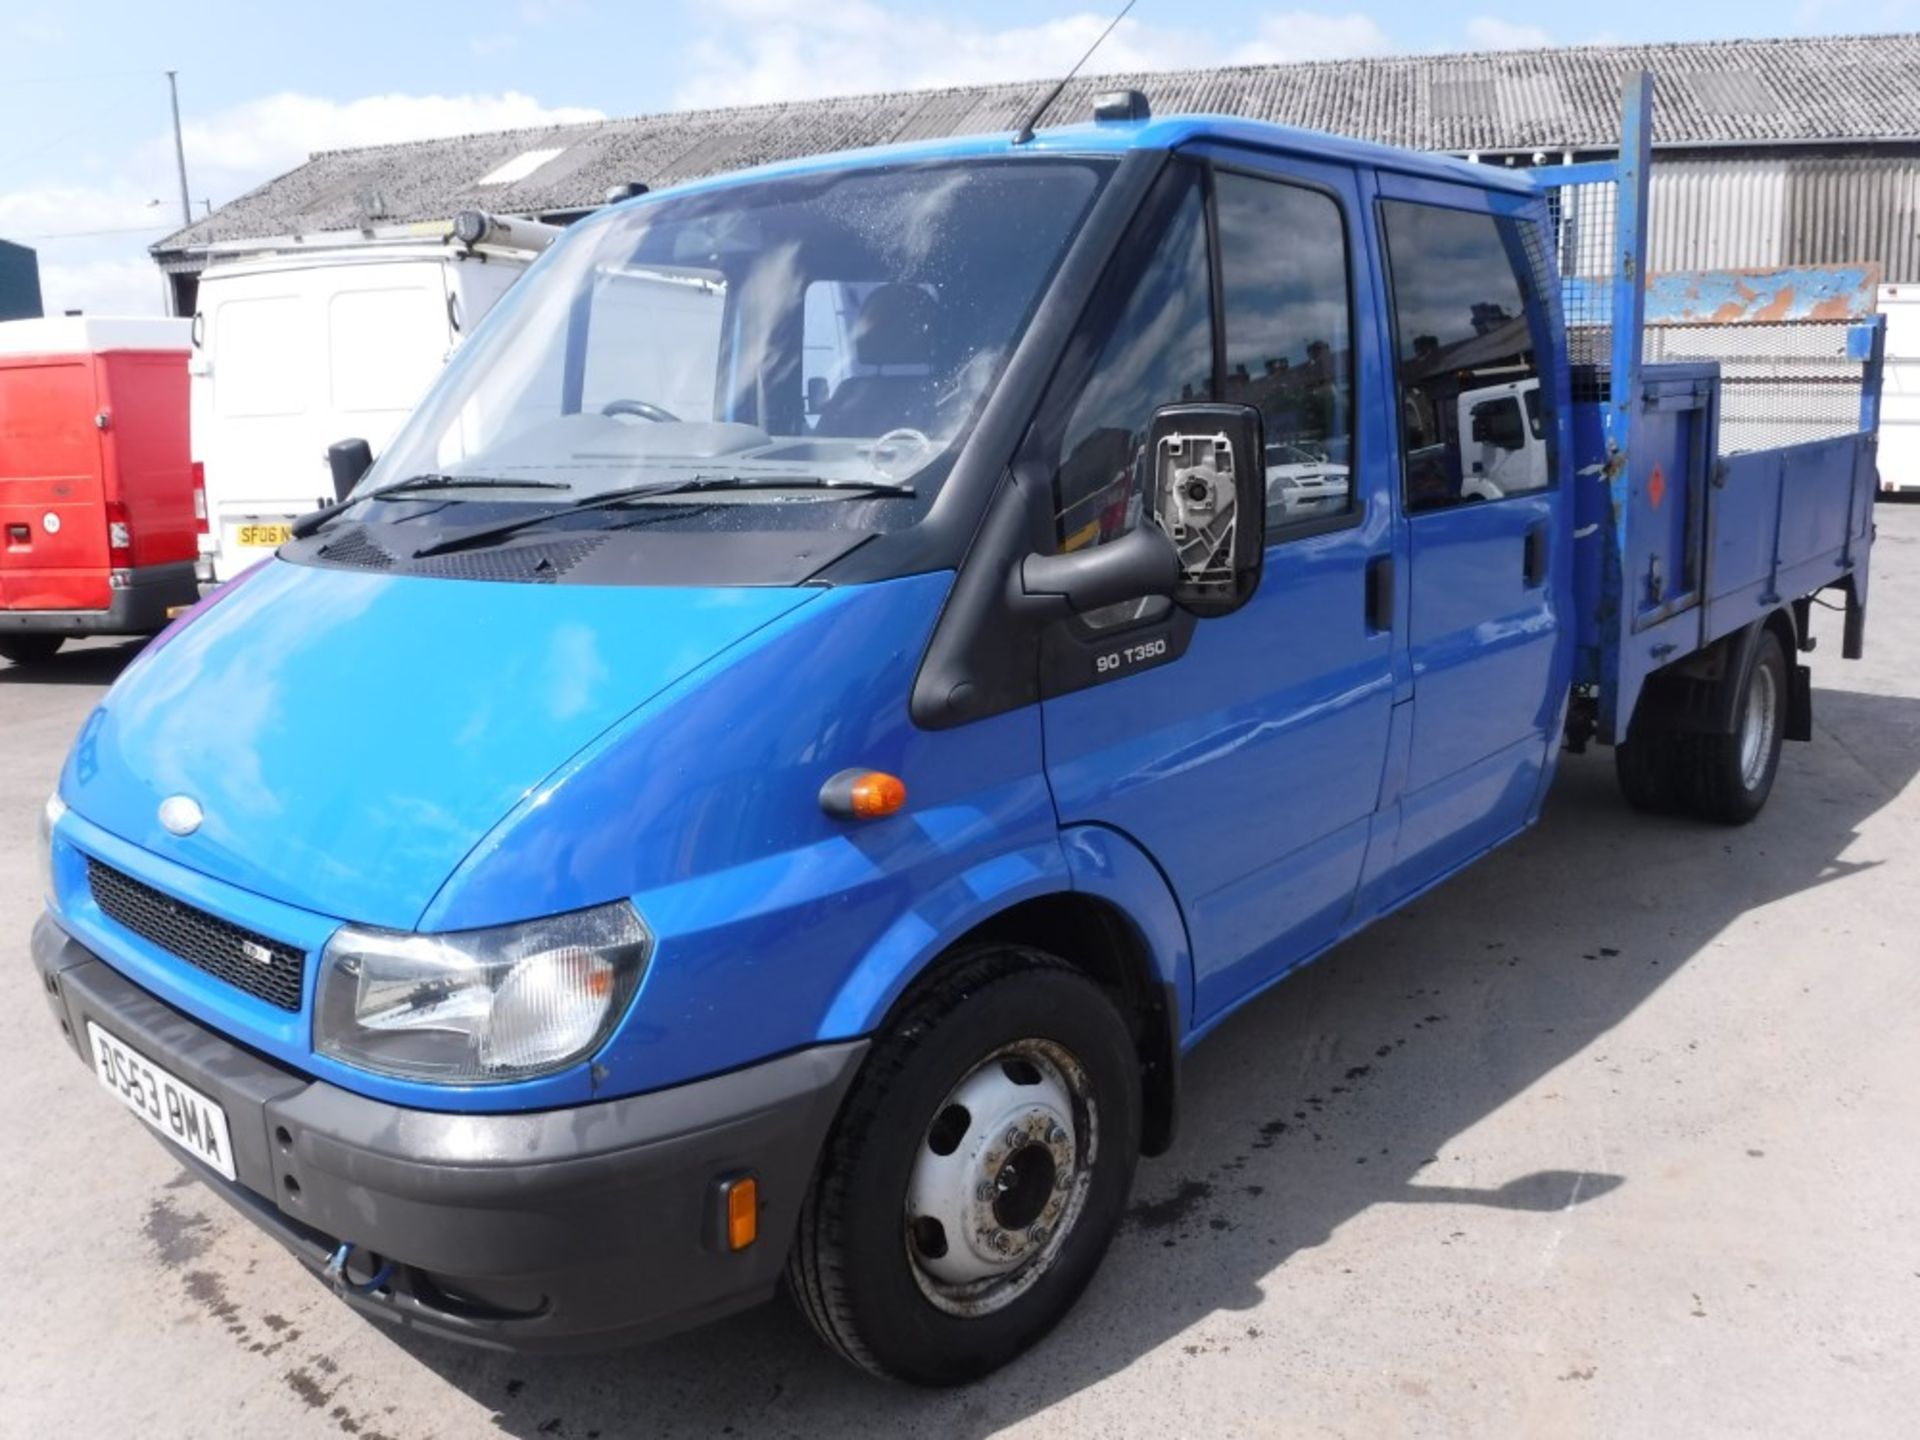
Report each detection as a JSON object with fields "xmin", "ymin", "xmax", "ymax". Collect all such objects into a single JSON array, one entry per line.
[
  {"xmin": 787, "ymin": 948, "xmax": 1141, "ymax": 1385},
  {"xmin": 0, "ymin": 634, "xmax": 64, "ymax": 667}
]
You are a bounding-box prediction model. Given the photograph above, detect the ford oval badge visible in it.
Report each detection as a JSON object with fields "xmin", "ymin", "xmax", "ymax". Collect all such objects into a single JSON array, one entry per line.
[{"xmin": 158, "ymin": 795, "xmax": 203, "ymax": 837}]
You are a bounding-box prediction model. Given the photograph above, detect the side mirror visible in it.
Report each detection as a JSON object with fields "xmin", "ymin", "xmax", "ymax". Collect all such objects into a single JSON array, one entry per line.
[
  {"xmin": 1019, "ymin": 523, "xmax": 1180, "ymax": 617},
  {"xmin": 1146, "ymin": 403, "xmax": 1266, "ymax": 617},
  {"xmin": 805, "ymin": 376, "xmax": 829, "ymax": 416},
  {"xmin": 327, "ymin": 438, "xmax": 373, "ymax": 502}
]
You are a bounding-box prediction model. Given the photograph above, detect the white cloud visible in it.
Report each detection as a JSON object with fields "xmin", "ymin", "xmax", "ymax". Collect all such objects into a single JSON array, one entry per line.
[
  {"xmin": 1232, "ymin": 13, "xmax": 1395, "ymax": 65},
  {"xmin": 1465, "ymin": 17, "xmax": 1552, "ymax": 51},
  {"xmin": 37, "ymin": 258, "xmax": 169, "ymax": 318},
  {"xmin": 672, "ymin": 1, "xmax": 1221, "ymax": 108},
  {"xmin": 174, "ymin": 90, "xmax": 604, "ymax": 182},
  {"xmin": 6, "ymin": 90, "xmax": 603, "ymax": 316}
]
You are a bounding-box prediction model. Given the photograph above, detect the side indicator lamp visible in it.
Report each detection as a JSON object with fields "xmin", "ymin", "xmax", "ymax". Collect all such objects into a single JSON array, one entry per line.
[
  {"xmin": 819, "ymin": 768, "xmax": 907, "ymax": 821},
  {"xmin": 727, "ymin": 1177, "xmax": 759, "ymax": 1251},
  {"xmin": 707, "ymin": 1174, "xmax": 760, "ymax": 1252}
]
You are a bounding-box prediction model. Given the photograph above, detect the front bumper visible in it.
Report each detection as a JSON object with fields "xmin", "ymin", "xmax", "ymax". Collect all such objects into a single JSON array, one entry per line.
[
  {"xmin": 0, "ymin": 562, "xmax": 199, "ymax": 636},
  {"xmin": 32, "ymin": 913, "xmax": 865, "ymax": 1352}
]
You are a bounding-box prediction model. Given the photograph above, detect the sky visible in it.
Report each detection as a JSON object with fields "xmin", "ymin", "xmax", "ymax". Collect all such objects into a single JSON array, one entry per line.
[{"xmin": 3, "ymin": 0, "xmax": 1915, "ymax": 315}]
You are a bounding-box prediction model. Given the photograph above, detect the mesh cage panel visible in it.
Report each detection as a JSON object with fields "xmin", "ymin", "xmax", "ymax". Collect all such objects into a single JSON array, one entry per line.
[
  {"xmin": 1644, "ymin": 321, "xmax": 1863, "ymax": 452},
  {"xmin": 1538, "ymin": 163, "xmax": 1872, "ymax": 446},
  {"xmin": 1545, "ymin": 178, "xmax": 1619, "ymax": 400}
]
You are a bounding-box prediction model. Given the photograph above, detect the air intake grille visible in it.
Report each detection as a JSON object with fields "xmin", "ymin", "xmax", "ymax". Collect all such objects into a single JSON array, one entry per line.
[
  {"xmin": 314, "ymin": 527, "xmax": 395, "ymax": 570},
  {"xmin": 412, "ymin": 536, "xmax": 604, "ymax": 583},
  {"xmin": 85, "ymin": 858, "xmax": 306, "ymax": 1012}
]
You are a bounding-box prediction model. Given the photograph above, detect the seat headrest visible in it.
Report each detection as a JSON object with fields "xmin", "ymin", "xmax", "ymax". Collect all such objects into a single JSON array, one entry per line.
[{"xmin": 851, "ymin": 284, "xmax": 939, "ymax": 367}]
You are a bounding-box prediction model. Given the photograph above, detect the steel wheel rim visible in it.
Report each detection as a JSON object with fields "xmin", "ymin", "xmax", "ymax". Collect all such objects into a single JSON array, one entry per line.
[
  {"xmin": 903, "ymin": 1038, "xmax": 1098, "ymax": 1318},
  {"xmin": 1740, "ymin": 660, "xmax": 1778, "ymax": 790}
]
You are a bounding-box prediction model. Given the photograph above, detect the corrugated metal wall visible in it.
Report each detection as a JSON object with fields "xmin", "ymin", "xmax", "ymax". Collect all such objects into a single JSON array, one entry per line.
[{"xmin": 1646, "ymin": 154, "xmax": 1920, "ymax": 282}]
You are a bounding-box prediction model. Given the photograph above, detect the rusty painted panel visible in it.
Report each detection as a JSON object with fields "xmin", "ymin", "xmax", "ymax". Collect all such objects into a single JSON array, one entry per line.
[{"xmin": 1642, "ymin": 264, "xmax": 1884, "ymax": 323}]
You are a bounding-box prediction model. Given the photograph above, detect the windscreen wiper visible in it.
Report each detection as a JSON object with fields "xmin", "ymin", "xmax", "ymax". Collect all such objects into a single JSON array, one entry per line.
[
  {"xmin": 289, "ymin": 473, "xmax": 571, "ymax": 539},
  {"xmin": 409, "ymin": 475, "xmax": 916, "ymax": 559}
]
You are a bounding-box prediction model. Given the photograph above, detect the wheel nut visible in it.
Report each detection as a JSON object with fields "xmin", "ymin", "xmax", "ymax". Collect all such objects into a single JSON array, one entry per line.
[
  {"xmin": 1047, "ymin": 1124, "xmax": 1068, "ymax": 1145},
  {"xmin": 990, "ymin": 1229, "xmax": 1013, "ymax": 1254},
  {"xmin": 975, "ymin": 1181, "xmax": 996, "ymax": 1203},
  {"xmin": 1003, "ymin": 1128, "xmax": 1023, "ymax": 1150},
  {"xmin": 1028, "ymin": 1225, "xmax": 1049, "ymax": 1245}
]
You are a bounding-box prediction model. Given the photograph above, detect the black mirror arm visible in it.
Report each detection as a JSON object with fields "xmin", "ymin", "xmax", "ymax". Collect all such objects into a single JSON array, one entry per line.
[{"xmin": 1015, "ymin": 523, "xmax": 1180, "ymax": 617}]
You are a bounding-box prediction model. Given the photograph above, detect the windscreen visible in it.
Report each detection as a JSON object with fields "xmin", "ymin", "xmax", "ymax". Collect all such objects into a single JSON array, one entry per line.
[{"xmin": 360, "ymin": 158, "xmax": 1111, "ymax": 533}]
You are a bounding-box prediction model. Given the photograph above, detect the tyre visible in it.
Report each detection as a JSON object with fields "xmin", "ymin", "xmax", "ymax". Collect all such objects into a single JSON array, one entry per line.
[
  {"xmin": 1614, "ymin": 727, "xmax": 1685, "ymax": 814},
  {"xmin": 1683, "ymin": 628, "xmax": 1787, "ymax": 825},
  {"xmin": 0, "ymin": 634, "xmax": 64, "ymax": 667},
  {"xmin": 787, "ymin": 947, "xmax": 1142, "ymax": 1385}
]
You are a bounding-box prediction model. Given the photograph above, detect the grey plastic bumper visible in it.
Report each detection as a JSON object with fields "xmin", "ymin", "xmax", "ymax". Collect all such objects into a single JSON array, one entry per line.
[
  {"xmin": 0, "ymin": 562, "xmax": 198, "ymax": 636},
  {"xmin": 31, "ymin": 912, "xmax": 866, "ymax": 1352}
]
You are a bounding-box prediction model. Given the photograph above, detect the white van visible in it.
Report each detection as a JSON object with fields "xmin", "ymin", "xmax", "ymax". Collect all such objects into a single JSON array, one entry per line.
[
  {"xmin": 190, "ymin": 229, "xmax": 541, "ymax": 583},
  {"xmin": 1879, "ymin": 284, "xmax": 1919, "ymax": 494},
  {"xmin": 1456, "ymin": 376, "xmax": 1547, "ymax": 500}
]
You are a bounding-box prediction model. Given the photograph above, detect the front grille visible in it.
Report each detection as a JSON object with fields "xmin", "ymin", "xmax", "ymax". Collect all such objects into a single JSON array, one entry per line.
[{"xmin": 85, "ymin": 858, "xmax": 306, "ymax": 1012}]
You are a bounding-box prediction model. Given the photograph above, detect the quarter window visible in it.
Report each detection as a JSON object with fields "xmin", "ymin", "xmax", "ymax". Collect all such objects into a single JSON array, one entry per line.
[
  {"xmin": 1215, "ymin": 171, "xmax": 1355, "ymax": 533},
  {"xmin": 1380, "ymin": 201, "xmax": 1550, "ymax": 513}
]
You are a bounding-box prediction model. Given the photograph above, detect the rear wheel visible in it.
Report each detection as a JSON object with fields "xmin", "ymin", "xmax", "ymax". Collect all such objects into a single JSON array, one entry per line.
[
  {"xmin": 1684, "ymin": 629, "xmax": 1788, "ymax": 825},
  {"xmin": 787, "ymin": 947, "xmax": 1141, "ymax": 1385},
  {"xmin": 0, "ymin": 634, "xmax": 64, "ymax": 667},
  {"xmin": 1614, "ymin": 726, "xmax": 1685, "ymax": 814}
]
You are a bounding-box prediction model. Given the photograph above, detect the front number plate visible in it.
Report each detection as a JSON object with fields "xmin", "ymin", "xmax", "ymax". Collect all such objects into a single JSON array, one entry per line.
[
  {"xmin": 85, "ymin": 1022, "xmax": 237, "ymax": 1181},
  {"xmin": 236, "ymin": 524, "xmax": 293, "ymax": 548}
]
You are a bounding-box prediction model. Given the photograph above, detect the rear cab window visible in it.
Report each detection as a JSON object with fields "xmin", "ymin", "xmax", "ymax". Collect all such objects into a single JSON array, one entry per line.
[{"xmin": 1379, "ymin": 200, "xmax": 1553, "ymax": 511}]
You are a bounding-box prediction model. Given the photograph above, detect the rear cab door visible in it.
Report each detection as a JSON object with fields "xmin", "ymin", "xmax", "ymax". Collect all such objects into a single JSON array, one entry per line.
[
  {"xmin": 1036, "ymin": 145, "xmax": 1404, "ymax": 1023},
  {"xmin": 1370, "ymin": 173, "xmax": 1574, "ymax": 900}
]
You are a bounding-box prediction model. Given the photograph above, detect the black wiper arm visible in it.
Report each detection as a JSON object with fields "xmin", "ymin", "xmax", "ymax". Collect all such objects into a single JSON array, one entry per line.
[
  {"xmin": 409, "ymin": 475, "xmax": 915, "ymax": 559},
  {"xmin": 289, "ymin": 473, "xmax": 571, "ymax": 539}
]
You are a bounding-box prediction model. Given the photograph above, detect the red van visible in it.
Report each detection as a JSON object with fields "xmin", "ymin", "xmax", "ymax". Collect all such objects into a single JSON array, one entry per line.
[{"xmin": 0, "ymin": 318, "xmax": 200, "ymax": 665}]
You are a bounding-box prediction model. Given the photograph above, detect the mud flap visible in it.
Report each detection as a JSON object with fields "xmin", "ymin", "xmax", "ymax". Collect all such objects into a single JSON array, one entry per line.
[{"xmin": 1786, "ymin": 661, "xmax": 1814, "ymax": 742}]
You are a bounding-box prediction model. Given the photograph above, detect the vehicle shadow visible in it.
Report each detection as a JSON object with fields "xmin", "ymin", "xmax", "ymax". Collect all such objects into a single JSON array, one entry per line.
[
  {"xmin": 0, "ymin": 638, "xmax": 147, "ymax": 686},
  {"xmin": 379, "ymin": 684, "xmax": 1918, "ymax": 1437}
]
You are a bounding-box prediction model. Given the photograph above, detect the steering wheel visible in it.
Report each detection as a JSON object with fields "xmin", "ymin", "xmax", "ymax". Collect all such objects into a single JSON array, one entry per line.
[
  {"xmin": 870, "ymin": 427, "xmax": 933, "ymax": 478},
  {"xmin": 601, "ymin": 398, "xmax": 681, "ymax": 423}
]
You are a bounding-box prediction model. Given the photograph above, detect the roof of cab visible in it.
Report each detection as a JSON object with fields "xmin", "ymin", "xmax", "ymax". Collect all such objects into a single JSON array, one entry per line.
[{"xmin": 593, "ymin": 112, "xmax": 1536, "ymax": 215}]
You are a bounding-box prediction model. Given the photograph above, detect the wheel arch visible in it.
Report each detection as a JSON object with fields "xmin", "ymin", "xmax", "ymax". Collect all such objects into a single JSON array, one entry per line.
[
  {"xmin": 819, "ymin": 830, "xmax": 1193, "ymax": 1158},
  {"xmin": 1625, "ymin": 607, "xmax": 1809, "ymax": 742}
]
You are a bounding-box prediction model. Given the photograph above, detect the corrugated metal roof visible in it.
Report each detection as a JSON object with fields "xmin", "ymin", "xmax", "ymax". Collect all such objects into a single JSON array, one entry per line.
[{"xmin": 156, "ymin": 32, "xmax": 1920, "ymax": 254}]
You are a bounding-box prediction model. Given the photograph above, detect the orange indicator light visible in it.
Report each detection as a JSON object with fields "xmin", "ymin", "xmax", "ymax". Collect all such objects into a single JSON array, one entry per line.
[
  {"xmin": 820, "ymin": 768, "xmax": 908, "ymax": 821},
  {"xmin": 727, "ymin": 1177, "xmax": 759, "ymax": 1251}
]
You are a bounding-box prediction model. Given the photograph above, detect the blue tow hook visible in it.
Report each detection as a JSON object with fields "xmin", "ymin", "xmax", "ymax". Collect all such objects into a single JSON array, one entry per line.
[{"xmin": 323, "ymin": 1242, "xmax": 394, "ymax": 1297}]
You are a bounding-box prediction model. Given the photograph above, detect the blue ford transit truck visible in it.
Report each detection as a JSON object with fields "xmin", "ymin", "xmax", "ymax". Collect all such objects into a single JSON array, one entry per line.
[{"xmin": 28, "ymin": 76, "xmax": 1883, "ymax": 1383}]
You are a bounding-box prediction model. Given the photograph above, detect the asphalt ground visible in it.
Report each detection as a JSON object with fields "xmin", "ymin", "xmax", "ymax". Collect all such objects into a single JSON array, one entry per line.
[{"xmin": 3, "ymin": 503, "xmax": 1916, "ymax": 1438}]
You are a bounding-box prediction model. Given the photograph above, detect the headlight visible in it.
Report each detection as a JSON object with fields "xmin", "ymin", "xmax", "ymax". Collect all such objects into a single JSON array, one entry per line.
[
  {"xmin": 315, "ymin": 902, "xmax": 650, "ymax": 1083},
  {"xmin": 35, "ymin": 793, "xmax": 66, "ymax": 911}
]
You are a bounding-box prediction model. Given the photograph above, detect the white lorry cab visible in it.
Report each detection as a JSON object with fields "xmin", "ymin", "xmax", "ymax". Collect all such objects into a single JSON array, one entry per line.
[{"xmin": 190, "ymin": 216, "xmax": 556, "ymax": 583}]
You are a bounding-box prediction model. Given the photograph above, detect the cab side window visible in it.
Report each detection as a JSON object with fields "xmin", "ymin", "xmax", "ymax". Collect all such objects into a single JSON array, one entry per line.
[
  {"xmin": 1214, "ymin": 171, "xmax": 1355, "ymax": 534},
  {"xmin": 1042, "ymin": 168, "xmax": 1213, "ymax": 556},
  {"xmin": 1380, "ymin": 201, "xmax": 1549, "ymax": 514}
]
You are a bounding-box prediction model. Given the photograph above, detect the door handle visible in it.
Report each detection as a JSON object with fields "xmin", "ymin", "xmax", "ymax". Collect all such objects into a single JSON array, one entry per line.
[
  {"xmin": 1524, "ymin": 524, "xmax": 1548, "ymax": 587},
  {"xmin": 1365, "ymin": 554, "xmax": 1394, "ymax": 633}
]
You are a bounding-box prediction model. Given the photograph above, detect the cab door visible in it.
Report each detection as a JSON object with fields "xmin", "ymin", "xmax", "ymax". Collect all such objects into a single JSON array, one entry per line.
[
  {"xmin": 1036, "ymin": 153, "xmax": 1400, "ymax": 1023},
  {"xmin": 1372, "ymin": 180, "xmax": 1572, "ymax": 899}
]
